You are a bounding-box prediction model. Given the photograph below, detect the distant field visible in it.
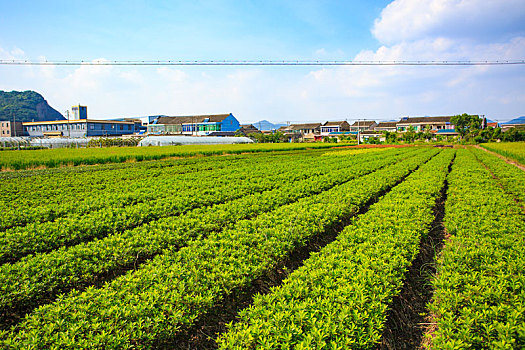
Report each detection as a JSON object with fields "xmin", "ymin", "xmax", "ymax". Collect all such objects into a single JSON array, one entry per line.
[
  {"xmin": 481, "ymin": 142, "xmax": 525, "ymax": 165},
  {"xmin": 0, "ymin": 142, "xmax": 354, "ymax": 171}
]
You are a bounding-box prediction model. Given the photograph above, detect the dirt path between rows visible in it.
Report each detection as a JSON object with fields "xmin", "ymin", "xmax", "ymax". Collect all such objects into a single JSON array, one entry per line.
[{"xmin": 473, "ymin": 145, "xmax": 525, "ymax": 171}]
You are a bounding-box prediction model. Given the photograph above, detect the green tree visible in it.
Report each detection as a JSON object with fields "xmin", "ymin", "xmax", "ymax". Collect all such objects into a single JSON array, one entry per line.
[
  {"xmin": 403, "ymin": 126, "xmax": 416, "ymax": 143},
  {"xmin": 451, "ymin": 113, "xmax": 481, "ymax": 139},
  {"xmin": 422, "ymin": 125, "xmax": 433, "ymax": 141},
  {"xmin": 502, "ymin": 127, "xmax": 525, "ymax": 142},
  {"xmin": 383, "ymin": 131, "xmax": 397, "ymax": 144}
]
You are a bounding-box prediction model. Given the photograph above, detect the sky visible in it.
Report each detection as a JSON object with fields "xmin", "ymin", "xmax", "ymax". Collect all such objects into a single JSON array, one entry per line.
[{"xmin": 0, "ymin": 0, "xmax": 524, "ymax": 124}]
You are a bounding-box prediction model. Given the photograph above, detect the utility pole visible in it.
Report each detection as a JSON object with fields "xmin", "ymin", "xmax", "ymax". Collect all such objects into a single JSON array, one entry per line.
[
  {"xmin": 65, "ymin": 110, "xmax": 70, "ymax": 138},
  {"xmin": 357, "ymin": 119, "xmax": 360, "ymax": 145},
  {"xmin": 12, "ymin": 112, "xmax": 16, "ymax": 138}
]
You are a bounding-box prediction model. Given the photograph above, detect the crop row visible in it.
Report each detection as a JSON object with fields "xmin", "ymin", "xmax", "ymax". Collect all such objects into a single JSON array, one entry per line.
[
  {"xmin": 0, "ymin": 142, "xmax": 352, "ymax": 170},
  {"xmin": 469, "ymin": 147, "xmax": 525, "ymax": 204},
  {"xmin": 0, "ymin": 148, "xmax": 437, "ymax": 348},
  {"xmin": 0, "ymin": 147, "xmax": 416, "ymax": 323},
  {"xmin": 427, "ymin": 149, "xmax": 525, "ymax": 348},
  {"xmin": 218, "ymin": 149, "xmax": 454, "ymax": 349},
  {"xmin": 0, "ymin": 148, "xmax": 365, "ymax": 264},
  {"xmin": 0, "ymin": 150, "xmax": 331, "ymax": 231}
]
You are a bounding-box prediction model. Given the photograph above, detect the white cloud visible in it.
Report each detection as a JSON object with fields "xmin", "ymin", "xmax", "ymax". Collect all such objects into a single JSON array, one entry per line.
[
  {"xmin": 0, "ymin": 46, "xmax": 25, "ymax": 60},
  {"xmin": 10, "ymin": 47, "xmax": 25, "ymax": 57},
  {"xmin": 65, "ymin": 59, "xmax": 113, "ymax": 90},
  {"xmin": 373, "ymin": 0, "xmax": 525, "ymax": 44}
]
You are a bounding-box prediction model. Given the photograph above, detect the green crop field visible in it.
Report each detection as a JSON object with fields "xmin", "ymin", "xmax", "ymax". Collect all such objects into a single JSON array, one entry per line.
[
  {"xmin": 0, "ymin": 145, "xmax": 523, "ymax": 349},
  {"xmin": 0, "ymin": 142, "xmax": 354, "ymax": 171},
  {"xmin": 481, "ymin": 141, "xmax": 525, "ymax": 165}
]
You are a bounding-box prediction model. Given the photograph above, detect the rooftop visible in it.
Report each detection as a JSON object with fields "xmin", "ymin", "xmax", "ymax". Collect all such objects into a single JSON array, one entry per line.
[
  {"xmin": 323, "ymin": 121, "xmax": 349, "ymax": 127},
  {"xmin": 397, "ymin": 116, "xmax": 457, "ymax": 124},
  {"xmin": 375, "ymin": 122, "xmax": 397, "ymax": 127},
  {"xmin": 351, "ymin": 121, "xmax": 376, "ymax": 127},
  {"xmin": 156, "ymin": 114, "xmax": 232, "ymax": 125}
]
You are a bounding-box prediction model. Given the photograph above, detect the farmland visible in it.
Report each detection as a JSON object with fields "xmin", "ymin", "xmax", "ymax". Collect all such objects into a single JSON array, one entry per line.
[
  {"xmin": 0, "ymin": 142, "xmax": 353, "ymax": 171},
  {"xmin": 481, "ymin": 141, "xmax": 525, "ymax": 166},
  {"xmin": 0, "ymin": 144, "xmax": 523, "ymax": 349}
]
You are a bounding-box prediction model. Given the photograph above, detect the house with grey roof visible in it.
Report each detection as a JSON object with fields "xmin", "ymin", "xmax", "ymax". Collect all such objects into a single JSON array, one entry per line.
[
  {"xmin": 147, "ymin": 113, "xmax": 240, "ymax": 136},
  {"xmin": 278, "ymin": 123, "xmax": 321, "ymax": 134},
  {"xmin": 238, "ymin": 124, "xmax": 261, "ymax": 135},
  {"xmin": 349, "ymin": 120, "xmax": 377, "ymax": 132},
  {"xmin": 396, "ymin": 116, "xmax": 459, "ymax": 135},
  {"xmin": 373, "ymin": 122, "xmax": 397, "ymax": 132}
]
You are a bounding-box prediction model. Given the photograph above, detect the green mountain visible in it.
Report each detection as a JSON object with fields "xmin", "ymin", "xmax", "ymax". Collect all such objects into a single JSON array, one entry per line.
[{"xmin": 0, "ymin": 90, "xmax": 64, "ymax": 122}]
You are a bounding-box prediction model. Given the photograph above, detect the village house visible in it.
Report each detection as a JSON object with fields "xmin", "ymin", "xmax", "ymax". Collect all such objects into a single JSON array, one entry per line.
[
  {"xmin": 238, "ymin": 124, "xmax": 261, "ymax": 135},
  {"xmin": 147, "ymin": 114, "xmax": 240, "ymax": 136},
  {"xmin": 320, "ymin": 121, "xmax": 350, "ymax": 136},
  {"xmin": 349, "ymin": 121, "xmax": 377, "ymax": 132},
  {"xmin": 373, "ymin": 122, "xmax": 397, "ymax": 133},
  {"xmin": 396, "ymin": 116, "xmax": 459, "ymax": 133}
]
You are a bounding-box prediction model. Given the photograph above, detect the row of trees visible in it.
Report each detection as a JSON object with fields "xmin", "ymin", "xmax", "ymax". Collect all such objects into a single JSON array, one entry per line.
[{"xmin": 451, "ymin": 113, "xmax": 524, "ymax": 142}]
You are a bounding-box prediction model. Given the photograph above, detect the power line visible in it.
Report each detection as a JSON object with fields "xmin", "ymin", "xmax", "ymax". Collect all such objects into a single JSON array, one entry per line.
[{"xmin": 0, "ymin": 59, "xmax": 524, "ymax": 66}]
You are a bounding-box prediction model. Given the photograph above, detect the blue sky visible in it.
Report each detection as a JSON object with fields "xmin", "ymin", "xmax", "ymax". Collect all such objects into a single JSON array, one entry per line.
[{"xmin": 1, "ymin": 0, "xmax": 524, "ymax": 123}]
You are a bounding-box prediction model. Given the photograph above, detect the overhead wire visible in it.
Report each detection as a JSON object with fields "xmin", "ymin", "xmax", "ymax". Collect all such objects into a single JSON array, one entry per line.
[{"xmin": 0, "ymin": 59, "xmax": 524, "ymax": 66}]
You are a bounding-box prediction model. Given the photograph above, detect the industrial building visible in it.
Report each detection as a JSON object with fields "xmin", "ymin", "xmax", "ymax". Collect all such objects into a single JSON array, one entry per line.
[
  {"xmin": 22, "ymin": 105, "xmax": 140, "ymax": 137},
  {"xmin": 23, "ymin": 119, "xmax": 139, "ymax": 137}
]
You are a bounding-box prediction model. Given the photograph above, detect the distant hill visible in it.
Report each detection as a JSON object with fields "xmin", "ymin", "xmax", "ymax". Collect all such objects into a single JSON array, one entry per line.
[
  {"xmin": 501, "ymin": 116, "xmax": 525, "ymax": 125},
  {"xmin": 0, "ymin": 90, "xmax": 64, "ymax": 122},
  {"xmin": 252, "ymin": 120, "xmax": 287, "ymax": 131}
]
